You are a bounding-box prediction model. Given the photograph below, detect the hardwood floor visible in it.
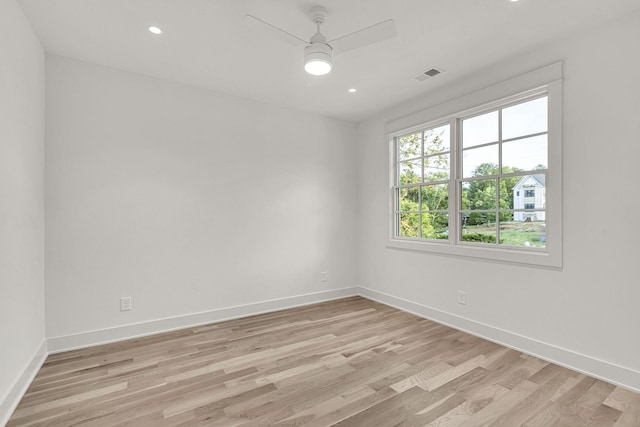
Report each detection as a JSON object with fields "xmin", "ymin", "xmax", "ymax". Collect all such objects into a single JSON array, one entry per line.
[{"xmin": 8, "ymin": 297, "xmax": 640, "ymax": 426}]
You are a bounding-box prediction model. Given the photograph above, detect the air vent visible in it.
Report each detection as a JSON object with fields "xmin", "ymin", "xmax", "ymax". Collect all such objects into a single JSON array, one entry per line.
[{"xmin": 414, "ymin": 67, "xmax": 445, "ymax": 81}]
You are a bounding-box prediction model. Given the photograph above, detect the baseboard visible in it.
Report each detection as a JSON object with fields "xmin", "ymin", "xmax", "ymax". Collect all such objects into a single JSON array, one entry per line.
[
  {"xmin": 48, "ymin": 287, "xmax": 358, "ymax": 354},
  {"xmin": 0, "ymin": 339, "xmax": 47, "ymax": 427},
  {"xmin": 358, "ymin": 286, "xmax": 640, "ymax": 393}
]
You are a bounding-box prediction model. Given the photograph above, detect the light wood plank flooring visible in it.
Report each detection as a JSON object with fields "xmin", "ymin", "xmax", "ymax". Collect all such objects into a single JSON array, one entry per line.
[{"xmin": 8, "ymin": 296, "xmax": 640, "ymax": 426}]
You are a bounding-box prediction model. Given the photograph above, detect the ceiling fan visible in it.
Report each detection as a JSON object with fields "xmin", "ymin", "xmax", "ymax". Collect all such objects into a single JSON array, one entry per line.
[{"xmin": 244, "ymin": 6, "xmax": 396, "ymax": 76}]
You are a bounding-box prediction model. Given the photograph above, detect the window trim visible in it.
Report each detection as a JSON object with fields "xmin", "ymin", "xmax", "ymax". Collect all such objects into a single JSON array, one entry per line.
[{"xmin": 387, "ymin": 64, "xmax": 563, "ymax": 268}]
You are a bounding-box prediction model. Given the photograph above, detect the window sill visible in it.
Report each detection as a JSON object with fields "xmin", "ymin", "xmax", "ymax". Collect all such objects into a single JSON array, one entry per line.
[{"xmin": 387, "ymin": 238, "xmax": 562, "ymax": 269}]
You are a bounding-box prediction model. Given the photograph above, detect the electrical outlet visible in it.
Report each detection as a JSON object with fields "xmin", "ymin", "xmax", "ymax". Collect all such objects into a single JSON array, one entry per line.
[
  {"xmin": 320, "ymin": 271, "xmax": 327, "ymax": 283},
  {"xmin": 457, "ymin": 291, "xmax": 466, "ymax": 305},
  {"xmin": 120, "ymin": 296, "xmax": 132, "ymax": 311}
]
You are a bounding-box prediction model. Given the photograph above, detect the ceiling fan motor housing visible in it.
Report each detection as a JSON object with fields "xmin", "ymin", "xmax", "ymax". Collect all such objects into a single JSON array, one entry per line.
[
  {"xmin": 304, "ymin": 41, "xmax": 332, "ymax": 62},
  {"xmin": 304, "ymin": 41, "xmax": 333, "ymax": 75}
]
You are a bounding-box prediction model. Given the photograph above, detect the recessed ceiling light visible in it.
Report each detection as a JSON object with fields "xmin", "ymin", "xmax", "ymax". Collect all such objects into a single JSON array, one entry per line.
[
  {"xmin": 148, "ymin": 26, "xmax": 162, "ymax": 35},
  {"xmin": 348, "ymin": 88, "xmax": 357, "ymax": 93}
]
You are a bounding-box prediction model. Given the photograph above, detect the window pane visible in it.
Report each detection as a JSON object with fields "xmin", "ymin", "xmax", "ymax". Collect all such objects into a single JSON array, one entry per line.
[
  {"xmin": 510, "ymin": 174, "xmax": 546, "ymax": 212},
  {"xmin": 399, "ymin": 212, "xmax": 420, "ymax": 238},
  {"xmin": 463, "ymin": 145, "xmax": 498, "ymax": 178},
  {"xmin": 499, "ymin": 212, "xmax": 546, "ymax": 247},
  {"xmin": 398, "ymin": 133, "xmax": 421, "ymax": 161},
  {"xmin": 399, "ymin": 160, "xmax": 421, "ymax": 185},
  {"xmin": 462, "ymin": 110, "xmax": 498, "ymax": 148},
  {"xmin": 461, "ymin": 213, "xmax": 497, "ymax": 243},
  {"xmin": 424, "ymin": 154, "xmax": 450, "ymax": 181},
  {"xmin": 421, "ymin": 184, "xmax": 448, "ymax": 211},
  {"xmin": 502, "ymin": 97, "xmax": 547, "ymax": 140},
  {"xmin": 423, "ymin": 213, "xmax": 449, "ymax": 240},
  {"xmin": 398, "ymin": 187, "xmax": 420, "ymax": 212},
  {"xmin": 424, "ymin": 125, "xmax": 450, "ymax": 155},
  {"xmin": 461, "ymin": 179, "xmax": 497, "ymax": 210},
  {"xmin": 503, "ymin": 135, "xmax": 548, "ymax": 171}
]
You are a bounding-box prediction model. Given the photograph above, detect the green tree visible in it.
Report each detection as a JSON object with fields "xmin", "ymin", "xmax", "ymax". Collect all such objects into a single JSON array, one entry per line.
[
  {"xmin": 498, "ymin": 168, "xmax": 521, "ymax": 221},
  {"xmin": 398, "ymin": 127, "xmax": 449, "ymax": 237},
  {"xmin": 399, "ymin": 196, "xmax": 435, "ymax": 238},
  {"xmin": 398, "ymin": 133, "xmax": 421, "ymax": 160}
]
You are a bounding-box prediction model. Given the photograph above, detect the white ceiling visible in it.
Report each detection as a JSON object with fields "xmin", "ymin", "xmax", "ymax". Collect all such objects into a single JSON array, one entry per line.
[{"xmin": 18, "ymin": 0, "xmax": 640, "ymax": 122}]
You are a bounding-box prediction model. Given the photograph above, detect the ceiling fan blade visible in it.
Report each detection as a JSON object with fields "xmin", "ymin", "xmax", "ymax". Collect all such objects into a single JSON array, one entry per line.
[
  {"xmin": 243, "ymin": 14, "xmax": 308, "ymax": 45},
  {"xmin": 328, "ymin": 19, "xmax": 396, "ymax": 54}
]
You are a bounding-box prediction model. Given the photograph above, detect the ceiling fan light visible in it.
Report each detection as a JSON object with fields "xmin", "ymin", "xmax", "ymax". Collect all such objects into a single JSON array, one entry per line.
[
  {"xmin": 305, "ymin": 58, "xmax": 332, "ymax": 76},
  {"xmin": 304, "ymin": 43, "xmax": 333, "ymax": 75}
]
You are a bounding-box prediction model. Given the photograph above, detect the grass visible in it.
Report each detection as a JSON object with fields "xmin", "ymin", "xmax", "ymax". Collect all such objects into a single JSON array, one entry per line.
[{"xmin": 462, "ymin": 221, "xmax": 546, "ymax": 247}]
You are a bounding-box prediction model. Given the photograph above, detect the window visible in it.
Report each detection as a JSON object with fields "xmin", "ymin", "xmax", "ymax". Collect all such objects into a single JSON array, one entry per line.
[
  {"xmin": 397, "ymin": 124, "xmax": 450, "ymax": 239},
  {"xmin": 388, "ymin": 63, "xmax": 562, "ymax": 267},
  {"xmin": 459, "ymin": 95, "xmax": 547, "ymax": 247}
]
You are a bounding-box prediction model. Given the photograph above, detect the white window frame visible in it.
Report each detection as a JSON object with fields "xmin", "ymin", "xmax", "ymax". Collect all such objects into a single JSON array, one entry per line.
[{"xmin": 387, "ymin": 63, "xmax": 563, "ymax": 268}]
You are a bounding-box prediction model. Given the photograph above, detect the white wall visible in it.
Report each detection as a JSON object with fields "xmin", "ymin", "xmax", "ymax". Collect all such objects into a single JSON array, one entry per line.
[
  {"xmin": 45, "ymin": 56, "xmax": 358, "ymax": 342},
  {"xmin": 0, "ymin": 0, "xmax": 46, "ymax": 421},
  {"xmin": 357, "ymin": 10, "xmax": 640, "ymax": 389}
]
